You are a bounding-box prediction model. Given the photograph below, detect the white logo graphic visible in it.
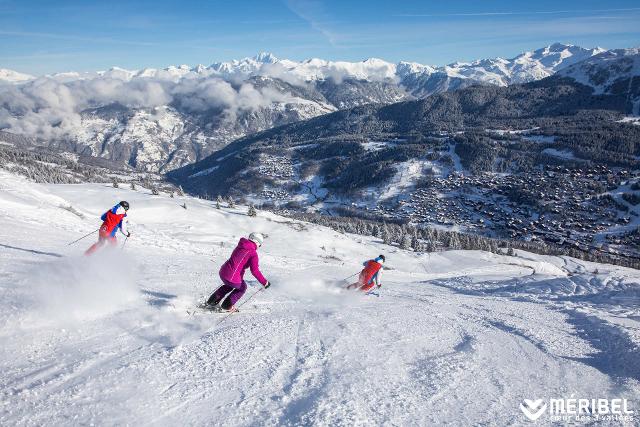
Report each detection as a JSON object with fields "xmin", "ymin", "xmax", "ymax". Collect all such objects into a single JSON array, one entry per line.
[{"xmin": 520, "ymin": 399, "xmax": 547, "ymax": 421}]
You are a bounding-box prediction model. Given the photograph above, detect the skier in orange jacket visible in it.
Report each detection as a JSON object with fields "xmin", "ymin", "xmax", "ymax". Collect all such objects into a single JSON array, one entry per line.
[{"xmin": 347, "ymin": 255, "xmax": 385, "ymax": 292}]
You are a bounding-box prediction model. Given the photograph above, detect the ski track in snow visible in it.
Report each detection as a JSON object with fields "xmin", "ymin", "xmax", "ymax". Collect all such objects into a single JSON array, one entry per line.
[{"xmin": 0, "ymin": 170, "xmax": 639, "ymax": 426}]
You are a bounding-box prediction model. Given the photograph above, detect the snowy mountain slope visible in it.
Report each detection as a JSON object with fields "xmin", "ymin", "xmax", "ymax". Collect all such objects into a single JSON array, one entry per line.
[
  {"xmin": 558, "ymin": 48, "xmax": 640, "ymax": 115},
  {"xmin": 0, "ymin": 170, "xmax": 638, "ymax": 425},
  {"xmin": 0, "ymin": 44, "xmax": 616, "ymax": 172},
  {"xmin": 558, "ymin": 48, "xmax": 640, "ymax": 90}
]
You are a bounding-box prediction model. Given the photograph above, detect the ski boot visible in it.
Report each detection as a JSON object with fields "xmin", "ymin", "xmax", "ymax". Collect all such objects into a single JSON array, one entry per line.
[{"xmin": 220, "ymin": 305, "xmax": 239, "ymax": 313}]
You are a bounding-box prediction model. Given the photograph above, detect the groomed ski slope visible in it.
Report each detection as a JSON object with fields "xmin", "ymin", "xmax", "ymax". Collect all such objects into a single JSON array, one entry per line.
[{"xmin": 0, "ymin": 170, "xmax": 638, "ymax": 426}]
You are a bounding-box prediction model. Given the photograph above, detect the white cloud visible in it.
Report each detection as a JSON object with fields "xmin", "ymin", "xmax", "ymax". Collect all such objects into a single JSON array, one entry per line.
[{"xmin": 0, "ymin": 72, "xmax": 296, "ymax": 140}]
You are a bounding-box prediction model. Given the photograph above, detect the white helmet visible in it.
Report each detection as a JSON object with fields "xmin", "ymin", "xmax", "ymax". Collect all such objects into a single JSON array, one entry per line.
[{"xmin": 248, "ymin": 232, "xmax": 264, "ymax": 247}]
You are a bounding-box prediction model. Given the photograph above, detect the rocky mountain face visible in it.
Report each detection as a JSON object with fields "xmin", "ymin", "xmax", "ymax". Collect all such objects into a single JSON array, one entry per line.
[{"xmin": 0, "ymin": 44, "xmax": 631, "ymax": 172}]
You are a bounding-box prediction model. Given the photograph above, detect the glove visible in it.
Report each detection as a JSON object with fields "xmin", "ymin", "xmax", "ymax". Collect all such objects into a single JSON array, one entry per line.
[
  {"xmin": 263, "ymin": 281, "xmax": 271, "ymax": 289},
  {"xmin": 377, "ymin": 284, "xmax": 381, "ymax": 289},
  {"xmin": 126, "ymin": 232, "xmax": 131, "ymax": 238}
]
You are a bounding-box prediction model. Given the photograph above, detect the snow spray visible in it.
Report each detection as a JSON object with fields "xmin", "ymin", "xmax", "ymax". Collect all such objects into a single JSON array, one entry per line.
[{"xmin": 28, "ymin": 249, "xmax": 139, "ymax": 324}]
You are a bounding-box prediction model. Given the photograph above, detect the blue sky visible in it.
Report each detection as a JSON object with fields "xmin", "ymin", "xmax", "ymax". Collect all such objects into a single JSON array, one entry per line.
[{"xmin": 1, "ymin": 0, "xmax": 639, "ymax": 75}]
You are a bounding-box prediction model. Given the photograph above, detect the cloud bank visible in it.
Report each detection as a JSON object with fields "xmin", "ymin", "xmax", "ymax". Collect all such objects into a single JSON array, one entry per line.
[{"xmin": 0, "ymin": 72, "xmax": 296, "ymax": 140}]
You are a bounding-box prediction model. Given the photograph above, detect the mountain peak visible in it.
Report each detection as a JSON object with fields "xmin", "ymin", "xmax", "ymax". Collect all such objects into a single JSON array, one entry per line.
[
  {"xmin": 396, "ymin": 61, "xmax": 436, "ymax": 76},
  {"xmin": 253, "ymin": 52, "xmax": 279, "ymax": 63},
  {"xmin": 362, "ymin": 57, "xmax": 388, "ymax": 64},
  {"xmin": 549, "ymin": 42, "xmax": 573, "ymax": 50}
]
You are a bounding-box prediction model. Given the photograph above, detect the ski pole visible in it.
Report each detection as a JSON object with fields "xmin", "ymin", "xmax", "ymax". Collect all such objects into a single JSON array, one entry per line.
[
  {"xmin": 121, "ymin": 237, "xmax": 128, "ymax": 250},
  {"xmin": 341, "ymin": 272, "xmax": 359, "ymax": 282},
  {"xmin": 67, "ymin": 228, "xmax": 99, "ymax": 246},
  {"xmin": 216, "ymin": 287, "xmax": 264, "ymax": 327},
  {"xmin": 341, "ymin": 272, "xmax": 360, "ymax": 289}
]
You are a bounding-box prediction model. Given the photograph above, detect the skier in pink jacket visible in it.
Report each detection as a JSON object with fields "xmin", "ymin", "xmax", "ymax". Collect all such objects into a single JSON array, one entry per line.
[{"xmin": 205, "ymin": 232, "xmax": 271, "ymax": 312}]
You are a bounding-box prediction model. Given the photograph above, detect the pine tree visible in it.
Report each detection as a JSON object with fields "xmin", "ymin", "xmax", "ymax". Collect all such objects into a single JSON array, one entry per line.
[
  {"xmin": 381, "ymin": 226, "xmax": 391, "ymax": 245},
  {"xmin": 112, "ymin": 178, "xmax": 119, "ymax": 188},
  {"xmin": 142, "ymin": 176, "xmax": 152, "ymax": 191},
  {"xmin": 400, "ymin": 233, "xmax": 411, "ymax": 250},
  {"xmin": 177, "ymin": 186, "xmax": 184, "ymax": 197},
  {"xmin": 248, "ymin": 204, "xmax": 257, "ymax": 217},
  {"xmin": 130, "ymin": 182, "xmax": 136, "ymax": 190},
  {"xmin": 216, "ymin": 200, "xmax": 221, "ymax": 209},
  {"xmin": 170, "ymin": 192, "xmax": 174, "ymax": 198},
  {"xmin": 228, "ymin": 197, "xmax": 235, "ymax": 208},
  {"xmin": 449, "ymin": 233, "xmax": 460, "ymax": 250},
  {"xmin": 411, "ymin": 234, "xmax": 421, "ymax": 251},
  {"xmin": 151, "ymin": 187, "xmax": 159, "ymax": 196}
]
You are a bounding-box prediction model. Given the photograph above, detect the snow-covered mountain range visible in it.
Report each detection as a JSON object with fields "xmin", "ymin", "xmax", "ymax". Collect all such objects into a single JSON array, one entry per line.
[
  {"xmin": 0, "ymin": 43, "xmax": 636, "ymax": 172},
  {"xmin": 0, "ymin": 43, "xmax": 606, "ymax": 87}
]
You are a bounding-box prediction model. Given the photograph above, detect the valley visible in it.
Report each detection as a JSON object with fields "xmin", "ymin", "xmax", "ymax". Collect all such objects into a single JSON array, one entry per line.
[{"xmin": 3, "ymin": 44, "xmax": 640, "ymax": 266}]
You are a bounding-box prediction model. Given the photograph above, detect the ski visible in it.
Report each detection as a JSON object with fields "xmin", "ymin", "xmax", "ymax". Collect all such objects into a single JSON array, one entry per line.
[
  {"xmin": 187, "ymin": 303, "xmax": 269, "ymax": 316},
  {"xmin": 197, "ymin": 303, "xmax": 225, "ymax": 312}
]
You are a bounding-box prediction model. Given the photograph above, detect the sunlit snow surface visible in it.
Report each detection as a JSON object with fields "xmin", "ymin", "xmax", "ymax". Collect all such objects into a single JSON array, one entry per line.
[{"xmin": 0, "ymin": 170, "xmax": 638, "ymax": 426}]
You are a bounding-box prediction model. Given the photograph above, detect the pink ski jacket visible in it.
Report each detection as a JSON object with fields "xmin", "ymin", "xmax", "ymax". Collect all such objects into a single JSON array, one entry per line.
[{"xmin": 219, "ymin": 238, "xmax": 267, "ymax": 285}]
